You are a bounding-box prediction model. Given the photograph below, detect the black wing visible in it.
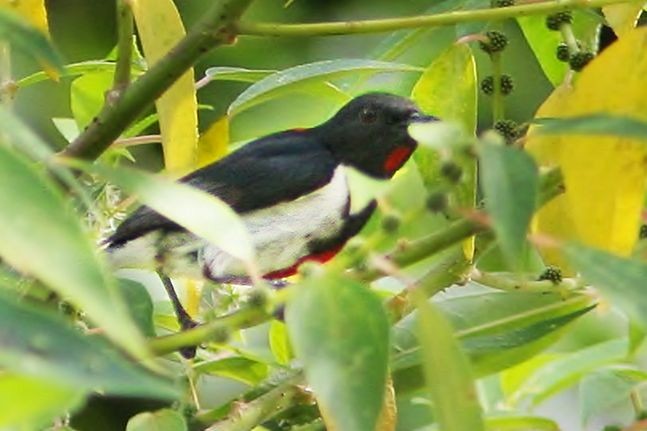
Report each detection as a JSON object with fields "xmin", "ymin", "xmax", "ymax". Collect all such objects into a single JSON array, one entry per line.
[{"xmin": 107, "ymin": 130, "xmax": 338, "ymax": 247}]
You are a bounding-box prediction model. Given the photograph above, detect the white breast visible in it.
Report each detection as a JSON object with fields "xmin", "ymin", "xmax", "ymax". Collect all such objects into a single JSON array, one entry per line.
[{"xmin": 203, "ymin": 165, "xmax": 350, "ymax": 278}]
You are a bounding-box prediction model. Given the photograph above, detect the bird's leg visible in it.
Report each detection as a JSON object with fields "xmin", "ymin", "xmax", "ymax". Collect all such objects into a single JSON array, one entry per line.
[{"xmin": 156, "ymin": 271, "xmax": 199, "ymax": 359}]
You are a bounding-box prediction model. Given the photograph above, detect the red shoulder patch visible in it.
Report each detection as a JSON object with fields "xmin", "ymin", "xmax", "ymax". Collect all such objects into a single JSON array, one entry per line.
[{"xmin": 384, "ymin": 146, "xmax": 413, "ymax": 173}]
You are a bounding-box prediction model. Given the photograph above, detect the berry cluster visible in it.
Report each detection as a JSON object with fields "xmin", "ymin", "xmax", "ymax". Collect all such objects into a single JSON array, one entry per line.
[
  {"xmin": 480, "ymin": 74, "xmax": 514, "ymax": 96},
  {"xmin": 538, "ymin": 266, "xmax": 562, "ymax": 284},
  {"xmin": 479, "ymin": 30, "xmax": 508, "ymax": 54},
  {"xmin": 491, "ymin": 0, "xmax": 515, "ymax": 6},
  {"xmin": 545, "ymin": 11, "xmax": 573, "ymax": 31},
  {"xmin": 493, "ymin": 119, "xmax": 519, "ymax": 144}
]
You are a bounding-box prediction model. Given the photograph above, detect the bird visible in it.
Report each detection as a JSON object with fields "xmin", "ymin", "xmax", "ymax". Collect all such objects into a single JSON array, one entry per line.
[{"xmin": 105, "ymin": 92, "xmax": 436, "ymax": 355}]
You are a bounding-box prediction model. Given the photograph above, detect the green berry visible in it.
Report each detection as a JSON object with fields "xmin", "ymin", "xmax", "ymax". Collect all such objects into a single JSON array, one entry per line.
[
  {"xmin": 637, "ymin": 410, "xmax": 647, "ymax": 420},
  {"xmin": 247, "ymin": 287, "xmax": 269, "ymax": 309},
  {"xmin": 493, "ymin": 119, "xmax": 518, "ymax": 144},
  {"xmin": 480, "ymin": 76, "xmax": 494, "ymax": 95},
  {"xmin": 426, "ymin": 192, "xmax": 448, "ymax": 213},
  {"xmin": 538, "ymin": 266, "xmax": 562, "ymax": 284},
  {"xmin": 479, "ymin": 30, "xmax": 508, "ymax": 53},
  {"xmin": 500, "ymin": 74, "xmax": 514, "ymax": 95},
  {"xmin": 440, "ymin": 161, "xmax": 463, "ymax": 184},
  {"xmin": 491, "ymin": 0, "xmax": 515, "ymax": 7},
  {"xmin": 639, "ymin": 224, "xmax": 647, "ymax": 239},
  {"xmin": 569, "ymin": 51, "xmax": 594, "ymax": 71},
  {"xmin": 556, "ymin": 43, "xmax": 570, "ymax": 62},
  {"xmin": 209, "ymin": 326, "xmax": 231, "ymax": 343},
  {"xmin": 546, "ymin": 11, "xmax": 573, "ymax": 31},
  {"xmin": 381, "ymin": 213, "xmax": 401, "ymax": 233}
]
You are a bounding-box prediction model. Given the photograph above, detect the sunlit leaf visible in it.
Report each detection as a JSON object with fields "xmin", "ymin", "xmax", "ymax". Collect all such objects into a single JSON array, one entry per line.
[
  {"xmin": 118, "ymin": 278, "xmax": 155, "ymax": 337},
  {"xmin": 131, "ymin": 0, "xmax": 199, "ymax": 174},
  {"xmin": 503, "ymin": 338, "xmax": 628, "ymax": 406},
  {"xmin": 517, "ymin": 15, "xmax": 568, "ymax": 86},
  {"xmin": 479, "ymin": 144, "xmax": 538, "ymax": 270},
  {"xmin": 0, "ymin": 5, "xmax": 63, "ymax": 76},
  {"xmin": 228, "ymin": 59, "xmax": 421, "ymax": 116},
  {"xmin": 565, "ymin": 243, "xmax": 647, "ymax": 330},
  {"xmin": 603, "ymin": 3, "xmax": 644, "ymax": 37},
  {"xmin": 485, "ymin": 415, "xmax": 559, "ymax": 431},
  {"xmin": 286, "ymin": 272, "xmax": 389, "ymax": 431},
  {"xmin": 197, "ymin": 115, "xmax": 229, "ymax": 168},
  {"xmin": 411, "ymin": 43, "xmax": 477, "ymax": 260},
  {"xmin": 0, "ymin": 145, "xmax": 146, "ymax": 357},
  {"xmin": 527, "ymin": 28, "xmax": 647, "ymax": 266},
  {"xmin": 415, "ymin": 293, "xmax": 484, "ymax": 431},
  {"xmin": 193, "ymin": 357, "xmax": 268, "ymax": 386},
  {"xmin": 269, "ymin": 320, "xmax": 293, "ymax": 366},
  {"xmin": 0, "ymin": 374, "xmax": 85, "ymax": 431},
  {"xmin": 579, "ymin": 366, "xmax": 647, "ymax": 424},
  {"xmin": 70, "ymin": 70, "xmax": 113, "ymax": 129},
  {"xmin": 126, "ymin": 409, "xmax": 187, "ymax": 431},
  {"xmin": 0, "ymin": 292, "xmax": 179, "ymax": 398},
  {"xmin": 70, "ymin": 161, "xmax": 254, "ymax": 263}
]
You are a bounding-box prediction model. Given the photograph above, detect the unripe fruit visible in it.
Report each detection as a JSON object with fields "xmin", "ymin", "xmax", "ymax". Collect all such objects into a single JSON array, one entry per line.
[
  {"xmin": 546, "ymin": 11, "xmax": 573, "ymax": 31},
  {"xmin": 479, "ymin": 31, "xmax": 508, "ymax": 53}
]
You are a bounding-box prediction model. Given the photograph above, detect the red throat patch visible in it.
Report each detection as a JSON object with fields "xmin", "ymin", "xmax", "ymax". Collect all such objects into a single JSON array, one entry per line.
[{"xmin": 384, "ymin": 146, "xmax": 412, "ymax": 173}]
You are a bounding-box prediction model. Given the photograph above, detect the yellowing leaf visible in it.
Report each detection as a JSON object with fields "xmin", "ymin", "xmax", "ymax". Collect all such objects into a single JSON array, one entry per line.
[
  {"xmin": 197, "ymin": 116, "xmax": 229, "ymax": 168},
  {"xmin": 131, "ymin": 0, "xmax": 198, "ymax": 175},
  {"xmin": 0, "ymin": 0, "xmax": 48, "ymax": 33},
  {"xmin": 527, "ymin": 29, "xmax": 647, "ymax": 267},
  {"xmin": 376, "ymin": 376, "xmax": 397, "ymax": 431},
  {"xmin": 411, "ymin": 44, "xmax": 477, "ymax": 261},
  {"xmin": 602, "ymin": 3, "xmax": 644, "ymax": 37}
]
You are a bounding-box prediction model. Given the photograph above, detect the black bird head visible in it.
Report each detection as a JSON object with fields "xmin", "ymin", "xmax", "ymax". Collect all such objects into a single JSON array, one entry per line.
[{"xmin": 316, "ymin": 93, "xmax": 438, "ymax": 178}]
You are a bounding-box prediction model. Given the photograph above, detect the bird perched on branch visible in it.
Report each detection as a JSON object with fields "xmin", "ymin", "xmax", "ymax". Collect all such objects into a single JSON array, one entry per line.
[{"xmin": 105, "ymin": 92, "xmax": 436, "ymax": 356}]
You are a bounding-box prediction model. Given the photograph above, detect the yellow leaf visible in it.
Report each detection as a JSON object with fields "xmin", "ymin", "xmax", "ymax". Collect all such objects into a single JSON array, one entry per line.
[
  {"xmin": 376, "ymin": 375, "xmax": 397, "ymax": 431},
  {"xmin": 197, "ymin": 116, "xmax": 229, "ymax": 168},
  {"xmin": 0, "ymin": 0, "xmax": 48, "ymax": 33},
  {"xmin": 527, "ymin": 28, "xmax": 647, "ymax": 267},
  {"xmin": 602, "ymin": 2, "xmax": 645, "ymax": 37},
  {"xmin": 131, "ymin": 0, "xmax": 198, "ymax": 175},
  {"xmin": 411, "ymin": 44, "xmax": 478, "ymax": 261}
]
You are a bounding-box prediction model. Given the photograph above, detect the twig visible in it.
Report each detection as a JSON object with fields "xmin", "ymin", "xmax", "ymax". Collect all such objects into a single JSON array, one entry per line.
[
  {"xmin": 111, "ymin": 0, "xmax": 134, "ymax": 97},
  {"xmin": 61, "ymin": 0, "xmax": 254, "ymax": 161},
  {"xmin": 236, "ymin": 0, "xmax": 631, "ymax": 37}
]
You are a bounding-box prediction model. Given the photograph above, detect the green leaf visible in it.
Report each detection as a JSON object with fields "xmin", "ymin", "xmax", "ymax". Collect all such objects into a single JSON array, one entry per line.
[
  {"xmin": 503, "ymin": 338, "xmax": 628, "ymax": 406},
  {"xmin": 392, "ymin": 292, "xmax": 595, "ymax": 391},
  {"xmin": 579, "ymin": 366, "xmax": 647, "ymax": 424},
  {"xmin": 70, "ymin": 71, "xmax": 113, "ymax": 129},
  {"xmin": 286, "ymin": 272, "xmax": 389, "ymax": 431},
  {"xmin": 533, "ymin": 114, "xmax": 647, "ymax": 140},
  {"xmin": 415, "ymin": 294, "xmax": 484, "ymax": 431},
  {"xmin": 228, "ymin": 59, "xmax": 421, "ymax": 116},
  {"xmin": 126, "ymin": 409, "xmax": 187, "ymax": 431},
  {"xmin": 0, "ymin": 9, "xmax": 64, "ymax": 73},
  {"xmin": 0, "ymin": 292, "xmax": 180, "ymax": 399},
  {"xmin": 479, "ymin": 144, "xmax": 538, "ymax": 270},
  {"xmin": 118, "ymin": 279, "xmax": 155, "ymax": 337},
  {"xmin": 203, "ymin": 66, "xmax": 275, "ymax": 84},
  {"xmin": 517, "ymin": 16, "xmax": 569, "ymax": 86},
  {"xmin": 193, "ymin": 357, "xmax": 268, "ymax": 386},
  {"xmin": 71, "ymin": 162, "xmax": 254, "ymax": 263},
  {"xmin": 565, "ymin": 243, "xmax": 647, "ymax": 330},
  {"xmin": 0, "ymin": 145, "xmax": 146, "ymax": 358},
  {"xmin": 269, "ymin": 320, "xmax": 293, "ymax": 365},
  {"xmin": 485, "ymin": 415, "xmax": 559, "ymax": 431},
  {"xmin": 0, "ymin": 374, "xmax": 85, "ymax": 431},
  {"xmin": 17, "ymin": 60, "xmax": 144, "ymax": 88}
]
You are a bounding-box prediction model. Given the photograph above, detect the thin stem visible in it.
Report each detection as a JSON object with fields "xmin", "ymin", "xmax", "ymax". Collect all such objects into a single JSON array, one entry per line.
[
  {"xmin": 491, "ymin": 52, "xmax": 504, "ymax": 123},
  {"xmin": 560, "ymin": 23, "xmax": 580, "ymax": 55},
  {"xmin": 61, "ymin": 0, "xmax": 255, "ymax": 161},
  {"xmin": 113, "ymin": 134, "xmax": 162, "ymax": 147},
  {"xmin": 148, "ymin": 306, "xmax": 269, "ymax": 356},
  {"xmin": 236, "ymin": 0, "xmax": 631, "ymax": 37},
  {"xmin": 0, "ymin": 42, "xmax": 13, "ymax": 108},
  {"xmin": 470, "ymin": 270, "xmax": 583, "ymax": 294},
  {"xmin": 205, "ymin": 373, "xmax": 305, "ymax": 431},
  {"xmin": 112, "ymin": 0, "xmax": 134, "ymax": 95}
]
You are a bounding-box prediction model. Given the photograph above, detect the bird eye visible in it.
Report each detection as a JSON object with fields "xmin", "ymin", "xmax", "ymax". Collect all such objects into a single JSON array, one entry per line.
[{"xmin": 359, "ymin": 107, "xmax": 377, "ymax": 124}]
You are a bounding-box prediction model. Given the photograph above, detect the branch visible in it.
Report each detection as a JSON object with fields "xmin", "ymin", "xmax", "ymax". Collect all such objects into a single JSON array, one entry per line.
[
  {"xmin": 235, "ymin": 0, "xmax": 631, "ymax": 37},
  {"xmin": 61, "ymin": 0, "xmax": 254, "ymax": 161},
  {"xmin": 148, "ymin": 306, "xmax": 269, "ymax": 356},
  {"xmin": 112, "ymin": 0, "xmax": 134, "ymax": 95}
]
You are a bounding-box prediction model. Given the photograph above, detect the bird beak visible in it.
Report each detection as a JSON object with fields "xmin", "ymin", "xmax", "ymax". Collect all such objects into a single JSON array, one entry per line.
[{"xmin": 408, "ymin": 111, "xmax": 439, "ymax": 124}]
